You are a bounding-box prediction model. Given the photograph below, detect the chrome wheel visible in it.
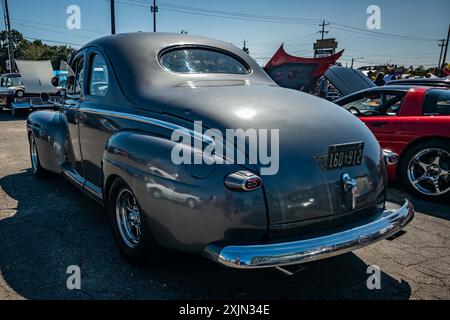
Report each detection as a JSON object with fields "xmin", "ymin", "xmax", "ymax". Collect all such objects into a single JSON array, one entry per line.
[
  {"xmin": 30, "ymin": 135, "xmax": 38, "ymax": 174},
  {"xmin": 407, "ymin": 148, "xmax": 450, "ymax": 196},
  {"xmin": 115, "ymin": 188, "xmax": 142, "ymax": 248}
]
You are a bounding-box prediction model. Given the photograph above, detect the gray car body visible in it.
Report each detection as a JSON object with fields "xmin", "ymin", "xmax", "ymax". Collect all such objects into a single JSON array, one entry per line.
[{"xmin": 27, "ymin": 33, "xmax": 387, "ymax": 257}]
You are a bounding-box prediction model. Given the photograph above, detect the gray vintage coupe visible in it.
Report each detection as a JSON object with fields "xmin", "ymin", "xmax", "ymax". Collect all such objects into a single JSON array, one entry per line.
[{"xmin": 27, "ymin": 33, "xmax": 414, "ymax": 269}]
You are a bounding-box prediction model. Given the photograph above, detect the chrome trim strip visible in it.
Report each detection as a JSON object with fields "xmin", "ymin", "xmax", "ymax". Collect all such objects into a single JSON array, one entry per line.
[
  {"xmin": 62, "ymin": 167, "xmax": 85, "ymax": 188},
  {"xmin": 13, "ymin": 104, "xmax": 55, "ymax": 110},
  {"xmin": 84, "ymin": 180, "xmax": 103, "ymax": 201},
  {"xmin": 204, "ymin": 200, "xmax": 414, "ymax": 269},
  {"xmin": 79, "ymin": 107, "xmax": 214, "ymax": 144}
]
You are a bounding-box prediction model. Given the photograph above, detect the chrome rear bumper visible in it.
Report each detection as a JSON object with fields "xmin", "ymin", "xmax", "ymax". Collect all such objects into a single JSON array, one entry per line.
[{"xmin": 204, "ymin": 200, "xmax": 414, "ymax": 269}]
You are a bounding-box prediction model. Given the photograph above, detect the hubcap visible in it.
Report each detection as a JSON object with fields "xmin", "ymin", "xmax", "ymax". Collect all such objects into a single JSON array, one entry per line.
[
  {"xmin": 407, "ymin": 148, "xmax": 450, "ymax": 196},
  {"xmin": 115, "ymin": 188, "xmax": 142, "ymax": 248},
  {"xmin": 30, "ymin": 136, "xmax": 38, "ymax": 173}
]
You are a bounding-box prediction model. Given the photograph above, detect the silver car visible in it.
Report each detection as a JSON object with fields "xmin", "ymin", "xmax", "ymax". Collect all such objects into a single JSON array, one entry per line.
[{"xmin": 26, "ymin": 33, "xmax": 414, "ymax": 269}]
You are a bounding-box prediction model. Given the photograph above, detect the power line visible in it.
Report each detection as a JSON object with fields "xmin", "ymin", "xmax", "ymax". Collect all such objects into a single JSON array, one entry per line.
[
  {"xmin": 7, "ymin": 20, "xmax": 95, "ymax": 40},
  {"xmin": 8, "ymin": 17, "xmax": 104, "ymax": 35},
  {"xmin": 118, "ymin": 0, "xmax": 440, "ymax": 43},
  {"xmin": 330, "ymin": 23, "xmax": 438, "ymax": 42},
  {"xmin": 22, "ymin": 36, "xmax": 83, "ymax": 47},
  {"xmin": 117, "ymin": 0, "xmax": 320, "ymax": 25}
]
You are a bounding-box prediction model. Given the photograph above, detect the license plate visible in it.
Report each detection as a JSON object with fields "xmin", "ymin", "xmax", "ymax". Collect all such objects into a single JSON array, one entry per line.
[{"xmin": 327, "ymin": 142, "xmax": 364, "ymax": 170}]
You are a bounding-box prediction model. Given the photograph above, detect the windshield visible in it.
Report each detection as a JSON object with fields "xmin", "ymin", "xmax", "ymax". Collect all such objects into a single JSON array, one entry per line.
[
  {"xmin": 160, "ymin": 48, "xmax": 249, "ymax": 74},
  {"xmin": 1, "ymin": 76, "xmax": 23, "ymax": 87}
]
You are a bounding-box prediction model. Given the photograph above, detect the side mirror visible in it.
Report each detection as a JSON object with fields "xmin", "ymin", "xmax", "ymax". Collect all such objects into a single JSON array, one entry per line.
[{"xmin": 51, "ymin": 76, "xmax": 59, "ymax": 87}]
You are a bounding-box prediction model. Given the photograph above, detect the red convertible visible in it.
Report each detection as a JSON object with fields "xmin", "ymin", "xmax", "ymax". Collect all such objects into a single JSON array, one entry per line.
[{"xmin": 334, "ymin": 85, "xmax": 450, "ymax": 200}]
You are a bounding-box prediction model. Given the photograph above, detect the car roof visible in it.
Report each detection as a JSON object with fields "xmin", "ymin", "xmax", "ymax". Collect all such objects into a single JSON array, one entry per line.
[
  {"xmin": 78, "ymin": 32, "xmax": 275, "ymax": 107},
  {"xmin": 0, "ymin": 73, "xmax": 20, "ymax": 78}
]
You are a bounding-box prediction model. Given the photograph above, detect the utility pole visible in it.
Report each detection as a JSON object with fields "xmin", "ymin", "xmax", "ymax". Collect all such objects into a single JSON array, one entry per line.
[
  {"xmin": 440, "ymin": 24, "xmax": 450, "ymax": 77},
  {"xmin": 318, "ymin": 20, "xmax": 330, "ymax": 40},
  {"xmin": 151, "ymin": 0, "xmax": 158, "ymax": 32},
  {"xmin": 438, "ymin": 39, "xmax": 445, "ymax": 72},
  {"xmin": 110, "ymin": 0, "xmax": 116, "ymax": 34},
  {"xmin": 2, "ymin": 0, "xmax": 14, "ymax": 72},
  {"xmin": 351, "ymin": 57, "xmax": 364, "ymax": 69},
  {"xmin": 242, "ymin": 40, "xmax": 249, "ymax": 54}
]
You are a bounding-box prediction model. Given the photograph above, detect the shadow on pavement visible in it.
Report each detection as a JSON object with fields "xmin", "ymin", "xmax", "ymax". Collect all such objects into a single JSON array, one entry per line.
[
  {"xmin": 387, "ymin": 182, "xmax": 450, "ymax": 222},
  {"xmin": 0, "ymin": 170, "xmax": 412, "ymax": 299},
  {"xmin": 0, "ymin": 108, "xmax": 31, "ymax": 121}
]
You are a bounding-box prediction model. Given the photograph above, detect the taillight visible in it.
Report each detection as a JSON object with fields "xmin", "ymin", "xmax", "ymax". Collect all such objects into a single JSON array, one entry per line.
[{"xmin": 224, "ymin": 171, "xmax": 262, "ymax": 192}]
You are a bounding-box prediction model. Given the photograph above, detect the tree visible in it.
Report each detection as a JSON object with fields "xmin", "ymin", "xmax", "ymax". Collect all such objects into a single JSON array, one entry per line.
[
  {"xmin": 0, "ymin": 29, "xmax": 24, "ymax": 72},
  {"xmin": 0, "ymin": 30, "xmax": 75, "ymax": 73}
]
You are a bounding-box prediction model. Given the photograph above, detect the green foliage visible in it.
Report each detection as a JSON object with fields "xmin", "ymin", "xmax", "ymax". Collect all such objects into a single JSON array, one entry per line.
[{"xmin": 0, "ymin": 30, "xmax": 74, "ymax": 74}]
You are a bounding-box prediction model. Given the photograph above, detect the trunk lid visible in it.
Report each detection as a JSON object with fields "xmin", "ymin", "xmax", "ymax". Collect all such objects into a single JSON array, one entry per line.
[{"xmin": 152, "ymin": 84, "xmax": 387, "ymax": 225}]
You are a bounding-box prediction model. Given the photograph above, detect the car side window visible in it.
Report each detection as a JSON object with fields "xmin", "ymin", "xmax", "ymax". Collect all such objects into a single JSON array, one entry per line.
[
  {"xmin": 66, "ymin": 57, "xmax": 84, "ymax": 97},
  {"xmin": 343, "ymin": 92, "xmax": 404, "ymax": 116},
  {"xmin": 343, "ymin": 93, "xmax": 382, "ymax": 114},
  {"xmin": 88, "ymin": 54, "xmax": 109, "ymax": 97},
  {"xmin": 423, "ymin": 90, "xmax": 450, "ymax": 116},
  {"xmin": 74, "ymin": 58, "xmax": 84, "ymax": 96}
]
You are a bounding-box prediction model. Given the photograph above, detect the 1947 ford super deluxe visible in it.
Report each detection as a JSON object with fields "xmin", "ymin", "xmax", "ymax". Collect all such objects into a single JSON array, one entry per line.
[{"xmin": 26, "ymin": 33, "xmax": 414, "ymax": 268}]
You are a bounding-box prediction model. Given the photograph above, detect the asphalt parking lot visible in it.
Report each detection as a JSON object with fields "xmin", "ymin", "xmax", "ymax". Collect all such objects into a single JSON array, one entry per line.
[{"xmin": 0, "ymin": 110, "xmax": 449, "ymax": 300}]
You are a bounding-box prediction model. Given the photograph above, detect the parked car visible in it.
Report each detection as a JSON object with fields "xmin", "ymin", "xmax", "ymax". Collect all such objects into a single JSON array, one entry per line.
[
  {"xmin": 0, "ymin": 73, "xmax": 25, "ymax": 110},
  {"xmin": 27, "ymin": 33, "xmax": 413, "ymax": 268},
  {"xmin": 334, "ymin": 86, "xmax": 450, "ymax": 200},
  {"xmin": 386, "ymin": 78, "xmax": 450, "ymax": 88},
  {"xmin": 0, "ymin": 61, "xmax": 60, "ymax": 117}
]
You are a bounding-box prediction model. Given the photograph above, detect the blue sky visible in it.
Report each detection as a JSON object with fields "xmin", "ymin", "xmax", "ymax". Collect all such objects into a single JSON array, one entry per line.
[{"xmin": 1, "ymin": 0, "xmax": 449, "ymax": 68}]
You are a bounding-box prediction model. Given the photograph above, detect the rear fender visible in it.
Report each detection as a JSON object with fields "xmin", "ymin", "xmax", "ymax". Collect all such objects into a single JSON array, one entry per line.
[
  {"xmin": 103, "ymin": 130, "xmax": 269, "ymax": 253},
  {"xmin": 26, "ymin": 110, "xmax": 65, "ymax": 173}
]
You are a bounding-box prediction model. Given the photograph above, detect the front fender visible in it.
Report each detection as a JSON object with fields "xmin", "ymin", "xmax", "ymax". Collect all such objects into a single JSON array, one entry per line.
[
  {"xmin": 103, "ymin": 130, "xmax": 269, "ymax": 254},
  {"xmin": 27, "ymin": 110, "xmax": 65, "ymax": 173}
]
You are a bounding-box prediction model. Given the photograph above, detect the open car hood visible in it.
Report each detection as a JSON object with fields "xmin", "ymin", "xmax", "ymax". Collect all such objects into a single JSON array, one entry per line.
[
  {"xmin": 15, "ymin": 60, "xmax": 58, "ymax": 94},
  {"xmin": 325, "ymin": 66, "xmax": 376, "ymax": 96},
  {"xmin": 264, "ymin": 45, "xmax": 344, "ymax": 92}
]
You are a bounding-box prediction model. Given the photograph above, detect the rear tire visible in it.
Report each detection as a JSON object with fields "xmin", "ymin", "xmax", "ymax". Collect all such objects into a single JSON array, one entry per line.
[
  {"xmin": 399, "ymin": 140, "xmax": 450, "ymax": 201},
  {"xmin": 107, "ymin": 177, "xmax": 159, "ymax": 265}
]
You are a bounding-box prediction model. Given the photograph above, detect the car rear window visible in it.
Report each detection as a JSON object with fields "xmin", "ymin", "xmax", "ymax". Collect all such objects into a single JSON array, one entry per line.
[
  {"xmin": 423, "ymin": 89, "xmax": 450, "ymax": 116},
  {"xmin": 160, "ymin": 48, "xmax": 250, "ymax": 74}
]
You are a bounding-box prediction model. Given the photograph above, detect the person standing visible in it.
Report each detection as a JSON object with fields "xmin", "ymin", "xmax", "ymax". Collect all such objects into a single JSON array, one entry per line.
[
  {"xmin": 375, "ymin": 73, "xmax": 386, "ymax": 86},
  {"xmin": 317, "ymin": 76, "xmax": 329, "ymax": 98}
]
